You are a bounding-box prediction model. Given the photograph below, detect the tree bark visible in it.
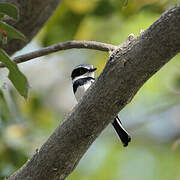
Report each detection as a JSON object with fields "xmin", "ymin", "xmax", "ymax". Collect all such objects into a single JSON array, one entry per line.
[
  {"xmin": 8, "ymin": 4, "xmax": 180, "ymax": 180},
  {"xmin": 0, "ymin": 0, "xmax": 62, "ymax": 55}
]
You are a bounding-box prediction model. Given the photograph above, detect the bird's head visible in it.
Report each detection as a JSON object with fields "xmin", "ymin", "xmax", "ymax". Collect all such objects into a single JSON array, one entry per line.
[{"xmin": 71, "ymin": 64, "xmax": 97, "ymax": 82}]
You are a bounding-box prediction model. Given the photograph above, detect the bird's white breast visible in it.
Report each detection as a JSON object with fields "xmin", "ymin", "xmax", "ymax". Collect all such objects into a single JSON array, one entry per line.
[{"xmin": 75, "ymin": 81, "xmax": 92, "ymax": 102}]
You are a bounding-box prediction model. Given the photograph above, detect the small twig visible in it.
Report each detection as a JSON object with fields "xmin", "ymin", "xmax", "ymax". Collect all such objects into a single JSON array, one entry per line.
[
  {"xmin": 0, "ymin": 40, "xmax": 117, "ymax": 68},
  {"xmin": 123, "ymin": 0, "xmax": 128, "ymax": 8}
]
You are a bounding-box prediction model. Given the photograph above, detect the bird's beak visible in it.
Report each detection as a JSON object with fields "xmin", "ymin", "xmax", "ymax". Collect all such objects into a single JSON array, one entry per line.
[{"xmin": 89, "ymin": 67, "xmax": 97, "ymax": 72}]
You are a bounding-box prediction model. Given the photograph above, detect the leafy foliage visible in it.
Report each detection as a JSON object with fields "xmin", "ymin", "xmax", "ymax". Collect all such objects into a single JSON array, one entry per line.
[
  {"xmin": 0, "ymin": 21, "xmax": 26, "ymax": 41},
  {"xmin": 0, "ymin": 2, "xmax": 28, "ymax": 99},
  {"xmin": 0, "ymin": 49, "xmax": 28, "ymax": 99},
  {"xmin": 0, "ymin": 3, "xmax": 19, "ymax": 20}
]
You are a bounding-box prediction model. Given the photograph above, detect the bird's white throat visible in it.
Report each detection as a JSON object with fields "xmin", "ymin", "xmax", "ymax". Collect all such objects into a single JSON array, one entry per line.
[
  {"xmin": 74, "ymin": 80, "xmax": 93, "ymax": 102},
  {"xmin": 73, "ymin": 71, "xmax": 95, "ymax": 102}
]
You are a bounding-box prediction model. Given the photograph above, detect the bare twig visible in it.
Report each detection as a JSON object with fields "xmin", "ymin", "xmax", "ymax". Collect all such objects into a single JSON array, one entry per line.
[
  {"xmin": 123, "ymin": 0, "xmax": 128, "ymax": 7},
  {"xmin": 0, "ymin": 41, "xmax": 117, "ymax": 68}
]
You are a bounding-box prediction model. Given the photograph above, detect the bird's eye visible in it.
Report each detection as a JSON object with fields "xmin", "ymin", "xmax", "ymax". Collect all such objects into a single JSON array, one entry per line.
[{"xmin": 79, "ymin": 69, "xmax": 86, "ymax": 75}]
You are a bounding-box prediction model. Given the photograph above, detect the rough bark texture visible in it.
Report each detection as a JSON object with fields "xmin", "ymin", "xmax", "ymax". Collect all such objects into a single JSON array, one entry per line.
[
  {"xmin": 0, "ymin": 0, "xmax": 62, "ymax": 55},
  {"xmin": 8, "ymin": 5, "xmax": 180, "ymax": 180}
]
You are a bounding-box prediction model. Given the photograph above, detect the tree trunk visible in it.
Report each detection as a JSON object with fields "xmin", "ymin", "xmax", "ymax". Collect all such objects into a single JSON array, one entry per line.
[{"xmin": 0, "ymin": 0, "xmax": 62, "ymax": 55}]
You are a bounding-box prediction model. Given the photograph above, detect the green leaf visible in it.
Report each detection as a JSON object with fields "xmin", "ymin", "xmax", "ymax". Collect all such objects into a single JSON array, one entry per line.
[
  {"xmin": 2, "ymin": 36, "xmax": 7, "ymax": 44},
  {"xmin": 0, "ymin": 2, "xmax": 19, "ymax": 20},
  {"xmin": 0, "ymin": 31, "xmax": 2, "ymax": 41},
  {"xmin": 0, "ymin": 13, "xmax": 4, "ymax": 20},
  {"xmin": 0, "ymin": 49, "xmax": 29, "ymax": 99},
  {"xmin": 0, "ymin": 21, "xmax": 26, "ymax": 41},
  {"xmin": 0, "ymin": 88, "xmax": 12, "ymax": 122}
]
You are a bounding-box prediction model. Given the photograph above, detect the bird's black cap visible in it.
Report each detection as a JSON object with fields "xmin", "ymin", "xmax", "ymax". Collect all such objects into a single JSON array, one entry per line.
[{"xmin": 71, "ymin": 64, "xmax": 97, "ymax": 80}]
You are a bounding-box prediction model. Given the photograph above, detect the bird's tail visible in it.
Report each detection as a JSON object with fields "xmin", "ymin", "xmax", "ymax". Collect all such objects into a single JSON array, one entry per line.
[{"xmin": 112, "ymin": 116, "xmax": 131, "ymax": 147}]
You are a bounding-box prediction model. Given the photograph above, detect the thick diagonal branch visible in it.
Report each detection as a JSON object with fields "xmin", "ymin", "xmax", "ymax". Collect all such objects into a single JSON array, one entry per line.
[{"xmin": 8, "ymin": 5, "xmax": 180, "ymax": 180}]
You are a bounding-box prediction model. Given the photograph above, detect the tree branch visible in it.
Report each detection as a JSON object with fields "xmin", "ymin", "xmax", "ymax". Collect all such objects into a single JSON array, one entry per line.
[
  {"xmin": 8, "ymin": 5, "xmax": 180, "ymax": 180},
  {"xmin": 0, "ymin": 41, "xmax": 116, "ymax": 68},
  {"xmin": 0, "ymin": 0, "xmax": 62, "ymax": 55}
]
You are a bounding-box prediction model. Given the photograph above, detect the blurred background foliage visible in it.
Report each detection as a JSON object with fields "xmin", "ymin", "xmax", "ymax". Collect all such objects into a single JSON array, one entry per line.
[{"xmin": 0, "ymin": 0, "xmax": 180, "ymax": 179}]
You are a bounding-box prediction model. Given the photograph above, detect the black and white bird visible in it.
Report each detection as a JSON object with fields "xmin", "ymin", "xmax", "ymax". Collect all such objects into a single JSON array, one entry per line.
[{"xmin": 71, "ymin": 64, "xmax": 131, "ymax": 147}]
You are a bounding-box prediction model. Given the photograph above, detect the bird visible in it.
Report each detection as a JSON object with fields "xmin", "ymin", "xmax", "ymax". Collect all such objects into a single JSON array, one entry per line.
[{"xmin": 71, "ymin": 64, "xmax": 131, "ymax": 147}]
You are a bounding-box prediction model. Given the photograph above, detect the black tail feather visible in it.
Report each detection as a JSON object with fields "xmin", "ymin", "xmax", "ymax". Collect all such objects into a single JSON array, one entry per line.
[{"xmin": 112, "ymin": 116, "xmax": 131, "ymax": 147}]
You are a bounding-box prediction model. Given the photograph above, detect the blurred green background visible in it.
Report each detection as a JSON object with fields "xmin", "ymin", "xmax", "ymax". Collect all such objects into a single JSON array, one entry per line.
[{"xmin": 0, "ymin": 0, "xmax": 180, "ymax": 179}]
